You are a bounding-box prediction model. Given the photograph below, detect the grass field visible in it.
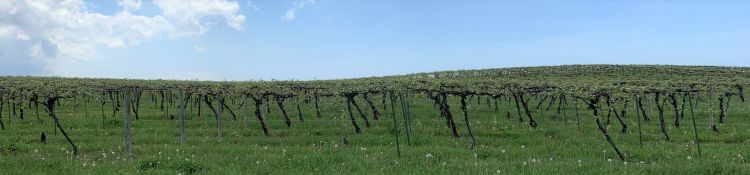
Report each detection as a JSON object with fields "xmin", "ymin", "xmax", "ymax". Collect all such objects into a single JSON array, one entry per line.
[{"xmin": 1, "ymin": 94, "xmax": 749, "ymax": 174}]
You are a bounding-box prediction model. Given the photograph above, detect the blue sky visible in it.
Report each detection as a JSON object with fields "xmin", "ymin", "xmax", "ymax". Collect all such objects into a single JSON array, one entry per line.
[{"xmin": 1, "ymin": 0, "xmax": 749, "ymax": 80}]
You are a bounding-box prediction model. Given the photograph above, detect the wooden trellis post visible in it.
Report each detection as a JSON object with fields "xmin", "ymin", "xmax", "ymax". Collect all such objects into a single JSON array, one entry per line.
[{"xmin": 124, "ymin": 89, "xmax": 132, "ymax": 160}]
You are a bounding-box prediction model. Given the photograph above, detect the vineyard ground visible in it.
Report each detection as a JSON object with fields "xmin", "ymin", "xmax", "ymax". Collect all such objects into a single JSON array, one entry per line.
[{"xmin": 1, "ymin": 95, "xmax": 749, "ymax": 174}]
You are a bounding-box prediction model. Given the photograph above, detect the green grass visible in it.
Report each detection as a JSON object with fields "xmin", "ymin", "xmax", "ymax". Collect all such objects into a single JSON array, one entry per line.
[{"xmin": 1, "ymin": 95, "xmax": 749, "ymax": 174}]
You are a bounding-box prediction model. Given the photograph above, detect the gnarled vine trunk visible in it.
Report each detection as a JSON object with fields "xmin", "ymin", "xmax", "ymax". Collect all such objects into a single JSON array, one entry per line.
[
  {"xmin": 44, "ymin": 97, "xmax": 78, "ymax": 159},
  {"xmin": 275, "ymin": 95, "xmax": 292, "ymax": 128},
  {"xmin": 439, "ymin": 93, "xmax": 459, "ymax": 137},
  {"xmin": 203, "ymin": 95, "xmax": 223, "ymax": 138},
  {"xmin": 345, "ymin": 95, "xmax": 362, "ymax": 133},
  {"xmin": 655, "ymin": 92, "xmax": 670, "ymax": 141},
  {"xmin": 348, "ymin": 95, "xmax": 371, "ymax": 127},
  {"xmin": 517, "ymin": 93, "xmax": 538, "ymax": 128},
  {"xmin": 363, "ymin": 93, "xmax": 380, "ymax": 120},
  {"xmin": 459, "ymin": 95, "xmax": 477, "ymax": 149},
  {"xmin": 588, "ymin": 97, "xmax": 625, "ymax": 161},
  {"xmin": 669, "ymin": 93, "xmax": 680, "ymax": 128},
  {"xmin": 250, "ymin": 94, "xmax": 269, "ymax": 136},
  {"xmin": 636, "ymin": 96, "xmax": 650, "ymax": 121},
  {"xmin": 314, "ymin": 93, "xmax": 322, "ymax": 118}
]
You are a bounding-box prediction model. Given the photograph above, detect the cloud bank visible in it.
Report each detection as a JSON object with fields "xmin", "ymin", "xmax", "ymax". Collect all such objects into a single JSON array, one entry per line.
[{"xmin": 0, "ymin": 0, "xmax": 246, "ymax": 75}]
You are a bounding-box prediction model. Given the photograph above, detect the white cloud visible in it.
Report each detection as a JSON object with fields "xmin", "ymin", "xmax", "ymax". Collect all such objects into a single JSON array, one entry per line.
[
  {"xmin": 283, "ymin": 0, "xmax": 316, "ymax": 21},
  {"xmin": 29, "ymin": 43, "xmax": 48, "ymax": 60},
  {"xmin": 0, "ymin": 0, "xmax": 171, "ymax": 62},
  {"xmin": 283, "ymin": 9, "xmax": 295, "ymax": 21},
  {"xmin": 0, "ymin": 0, "xmax": 246, "ymax": 75},
  {"xmin": 117, "ymin": 0, "xmax": 141, "ymax": 12},
  {"xmin": 154, "ymin": 0, "xmax": 246, "ymax": 36},
  {"xmin": 193, "ymin": 45, "xmax": 208, "ymax": 53},
  {"xmin": 294, "ymin": 0, "xmax": 316, "ymax": 8},
  {"xmin": 0, "ymin": 24, "xmax": 29, "ymax": 40},
  {"xmin": 247, "ymin": 0, "xmax": 259, "ymax": 12}
]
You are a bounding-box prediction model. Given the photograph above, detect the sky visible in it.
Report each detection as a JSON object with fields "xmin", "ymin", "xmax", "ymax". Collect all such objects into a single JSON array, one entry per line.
[{"xmin": 1, "ymin": 0, "xmax": 749, "ymax": 81}]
